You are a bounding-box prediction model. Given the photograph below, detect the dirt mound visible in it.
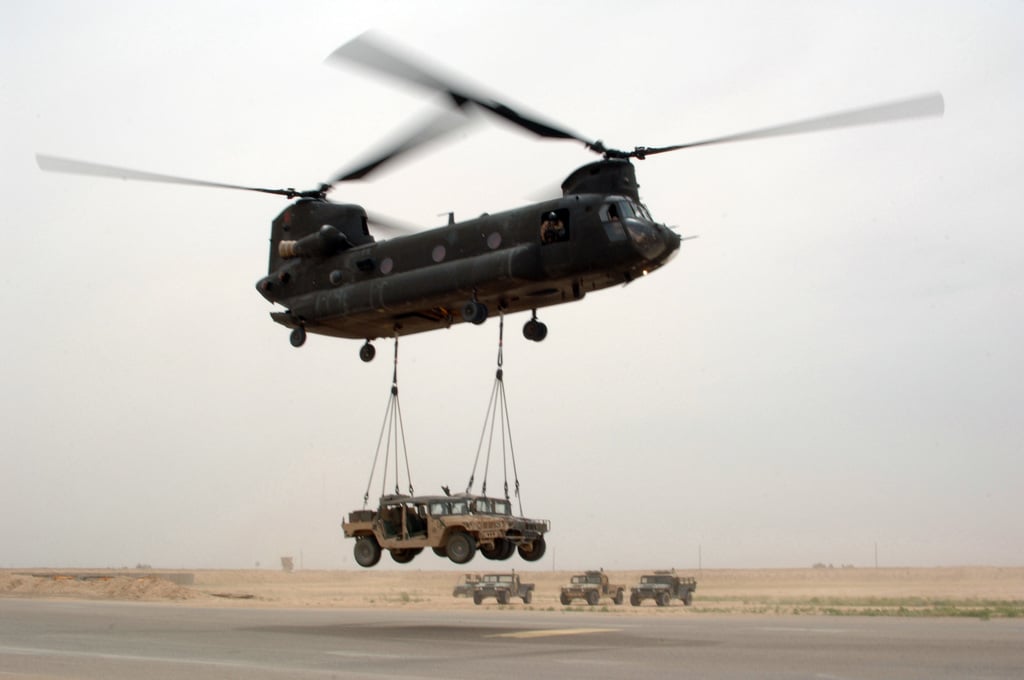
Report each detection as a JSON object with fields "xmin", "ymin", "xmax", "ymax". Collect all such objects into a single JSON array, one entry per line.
[{"xmin": 0, "ymin": 572, "xmax": 206, "ymax": 602}]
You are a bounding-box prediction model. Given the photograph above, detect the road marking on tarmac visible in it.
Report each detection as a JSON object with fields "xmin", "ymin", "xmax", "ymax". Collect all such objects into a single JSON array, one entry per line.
[{"xmin": 487, "ymin": 628, "xmax": 620, "ymax": 639}]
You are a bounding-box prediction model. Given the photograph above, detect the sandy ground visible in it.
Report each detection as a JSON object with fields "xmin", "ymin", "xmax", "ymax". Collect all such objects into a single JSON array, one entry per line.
[{"xmin": 2, "ymin": 567, "xmax": 1021, "ymax": 615}]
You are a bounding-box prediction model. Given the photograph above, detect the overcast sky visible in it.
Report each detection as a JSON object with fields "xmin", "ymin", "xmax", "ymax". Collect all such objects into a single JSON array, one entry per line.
[{"xmin": 2, "ymin": 0, "xmax": 1022, "ymax": 572}]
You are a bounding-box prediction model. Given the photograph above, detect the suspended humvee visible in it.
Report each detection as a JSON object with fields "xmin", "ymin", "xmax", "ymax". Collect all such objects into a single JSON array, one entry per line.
[{"xmin": 342, "ymin": 493, "xmax": 550, "ymax": 567}]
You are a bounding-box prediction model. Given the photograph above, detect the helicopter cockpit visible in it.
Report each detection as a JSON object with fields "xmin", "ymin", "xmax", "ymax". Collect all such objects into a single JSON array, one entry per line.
[{"xmin": 601, "ymin": 197, "xmax": 658, "ymax": 245}]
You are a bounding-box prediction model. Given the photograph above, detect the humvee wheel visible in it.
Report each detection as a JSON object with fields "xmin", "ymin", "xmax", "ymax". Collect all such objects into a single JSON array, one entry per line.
[
  {"xmin": 586, "ymin": 590, "xmax": 600, "ymax": 606},
  {"xmin": 473, "ymin": 592, "xmax": 483, "ymax": 605},
  {"xmin": 560, "ymin": 593, "xmax": 571, "ymax": 606},
  {"xmin": 517, "ymin": 535, "xmax": 546, "ymax": 562},
  {"xmin": 432, "ymin": 546, "xmax": 447, "ymax": 557},
  {"xmin": 390, "ymin": 548, "xmax": 421, "ymax": 564},
  {"xmin": 523, "ymin": 590, "xmax": 533, "ymax": 604},
  {"xmin": 497, "ymin": 590, "xmax": 511, "ymax": 605},
  {"xmin": 614, "ymin": 589, "xmax": 624, "ymax": 605},
  {"xmin": 446, "ymin": 531, "xmax": 477, "ymax": 564},
  {"xmin": 481, "ymin": 538, "xmax": 509, "ymax": 560},
  {"xmin": 683, "ymin": 591, "xmax": 693, "ymax": 606},
  {"xmin": 656, "ymin": 591, "xmax": 670, "ymax": 607},
  {"xmin": 498, "ymin": 540, "xmax": 516, "ymax": 560},
  {"xmin": 630, "ymin": 592, "xmax": 641, "ymax": 606},
  {"xmin": 353, "ymin": 536, "xmax": 381, "ymax": 568}
]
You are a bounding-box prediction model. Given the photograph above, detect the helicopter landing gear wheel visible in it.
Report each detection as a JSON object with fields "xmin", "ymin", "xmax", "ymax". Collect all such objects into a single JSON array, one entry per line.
[
  {"xmin": 523, "ymin": 312, "xmax": 547, "ymax": 342},
  {"xmin": 461, "ymin": 300, "xmax": 488, "ymax": 325},
  {"xmin": 289, "ymin": 327, "xmax": 306, "ymax": 348},
  {"xmin": 359, "ymin": 341, "xmax": 376, "ymax": 362}
]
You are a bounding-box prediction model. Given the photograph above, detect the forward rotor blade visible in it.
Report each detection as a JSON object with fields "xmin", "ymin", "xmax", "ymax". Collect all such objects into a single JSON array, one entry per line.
[
  {"xmin": 638, "ymin": 92, "xmax": 945, "ymax": 157},
  {"xmin": 327, "ymin": 32, "xmax": 594, "ymax": 146},
  {"xmin": 36, "ymin": 154, "xmax": 307, "ymax": 198},
  {"xmin": 328, "ymin": 106, "xmax": 471, "ymax": 183}
]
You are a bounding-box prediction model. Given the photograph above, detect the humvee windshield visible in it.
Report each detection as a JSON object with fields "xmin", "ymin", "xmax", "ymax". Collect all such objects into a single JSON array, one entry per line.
[
  {"xmin": 427, "ymin": 499, "xmax": 469, "ymax": 515},
  {"xmin": 472, "ymin": 498, "xmax": 511, "ymax": 515},
  {"xmin": 483, "ymin": 574, "xmax": 514, "ymax": 583},
  {"xmin": 571, "ymin": 574, "xmax": 600, "ymax": 584},
  {"xmin": 640, "ymin": 575, "xmax": 673, "ymax": 585}
]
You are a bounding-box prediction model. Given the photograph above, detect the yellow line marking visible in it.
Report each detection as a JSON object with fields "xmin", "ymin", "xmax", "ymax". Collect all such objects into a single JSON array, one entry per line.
[{"xmin": 487, "ymin": 628, "xmax": 620, "ymax": 639}]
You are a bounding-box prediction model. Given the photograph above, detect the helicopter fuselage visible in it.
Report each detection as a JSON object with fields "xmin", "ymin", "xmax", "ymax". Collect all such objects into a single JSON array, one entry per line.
[{"xmin": 257, "ymin": 160, "xmax": 681, "ymax": 342}]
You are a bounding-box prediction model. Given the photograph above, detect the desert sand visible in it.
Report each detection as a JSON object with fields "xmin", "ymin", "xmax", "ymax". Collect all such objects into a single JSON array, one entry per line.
[{"xmin": 2, "ymin": 566, "xmax": 1021, "ymax": 616}]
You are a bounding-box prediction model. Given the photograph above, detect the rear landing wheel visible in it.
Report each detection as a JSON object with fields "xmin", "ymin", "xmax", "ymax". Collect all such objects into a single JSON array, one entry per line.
[
  {"xmin": 359, "ymin": 341, "xmax": 376, "ymax": 362},
  {"xmin": 290, "ymin": 327, "xmax": 306, "ymax": 347},
  {"xmin": 523, "ymin": 311, "xmax": 548, "ymax": 342},
  {"xmin": 461, "ymin": 300, "xmax": 488, "ymax": 325}
]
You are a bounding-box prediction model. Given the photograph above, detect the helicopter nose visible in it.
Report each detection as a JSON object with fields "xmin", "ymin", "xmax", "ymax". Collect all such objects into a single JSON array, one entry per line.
[
  {"xmin": 664, "ymin": 226, "xmax": 681, "ymax": 253},
  {"xmin": 653, "ymin": 224, "xmax": 681, "ymax": 262}
]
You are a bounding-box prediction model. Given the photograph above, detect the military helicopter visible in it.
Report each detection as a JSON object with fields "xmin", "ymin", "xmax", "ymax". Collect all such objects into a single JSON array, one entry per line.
[{"xmin": 37, "ymin": 33, "xmax": 944, "ymax": 362}]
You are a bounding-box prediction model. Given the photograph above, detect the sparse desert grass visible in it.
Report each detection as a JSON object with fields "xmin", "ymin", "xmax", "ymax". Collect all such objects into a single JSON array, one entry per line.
[
  {"xmin": 695, "ymin": 594, "xmax": 1024, "ymax": 619},
  {"xmin": 3, "ymin": 567, "xmax": 1021, "ymax": 618}
]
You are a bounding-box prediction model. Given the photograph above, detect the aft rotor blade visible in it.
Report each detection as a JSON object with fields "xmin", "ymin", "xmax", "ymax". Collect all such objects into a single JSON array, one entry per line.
[
  {"xmin": 637, "ymin": 92, "xmax": 945, "ymax": 157},
  {"xmin": 326, "ymin": 32, "xmax": 595, "ymax": 146},
  {"xmin": 328, "ymin": 106, "xmax": 471, "ymax": 183},
  {"xmin": 36, "ymin": 154, "xmax": 308, "ymax": 198},
  {"xmin": 366, "ymin": 211, "xmax": 424, "ymax": 236}
]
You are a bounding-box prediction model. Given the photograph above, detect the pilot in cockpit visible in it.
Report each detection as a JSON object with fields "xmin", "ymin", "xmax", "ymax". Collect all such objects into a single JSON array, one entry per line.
[{"xmin": 540, "ymin": 211, "xmax": 567, "ymax": 243}]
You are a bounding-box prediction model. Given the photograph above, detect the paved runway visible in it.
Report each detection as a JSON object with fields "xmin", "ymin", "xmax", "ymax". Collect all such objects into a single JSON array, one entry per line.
[{"xmin": 2, "ymin": 599, "xmax": 1022, "ymax": 679}]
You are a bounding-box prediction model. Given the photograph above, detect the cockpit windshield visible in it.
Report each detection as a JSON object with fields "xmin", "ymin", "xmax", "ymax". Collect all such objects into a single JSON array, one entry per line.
[
  {"xmin": 601, "ymin": 198, "xmax": 653, "ymax": 223},
  {"xmin": 601, "ymin": 198, "xmax": 658, "ymax": 248}
]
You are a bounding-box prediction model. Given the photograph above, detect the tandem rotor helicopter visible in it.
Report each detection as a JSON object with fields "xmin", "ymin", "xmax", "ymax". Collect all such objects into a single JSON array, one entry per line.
[{"xmin": 37, "ymin": 33, "xmax": 943, "ymax": 362}]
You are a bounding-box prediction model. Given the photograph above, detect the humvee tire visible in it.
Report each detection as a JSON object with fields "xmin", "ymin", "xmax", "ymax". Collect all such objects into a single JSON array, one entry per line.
[
  {"xmin": 499, "ymin": 540, "xmax": 516, "ymax": 560},
  {"xmin": 630, "ymin": 592, "xmax": 641, "ymax": 606},
  {"xmin": 517, "ymin": 535, "xmax": 546, "ymax": 561},
  {"xmin": 446, "ymin": 531, "xmax": 477, "ymax": 564},
  {"xmin": 613, "ymin": 589, "xmax": 624, "ymax": 605},
  {"xmin": 481, "ymin": 538, "xmax": 509, "ymax": 560},
  {"xmin": 354, "ymin": 537, "xmax": 381, "ymax": 567},
  {"xmin": 656, "ymin": 591, "xmax": 670, "ymax": 607},
  {"xmin": 523, "ymin": 590, "xmax": 533, "ymax": 604},
  {"xmin": 390, "ymin": 548, "xmax": 420, "ymax": 564},
  {"xmin": 586, "ymin": 590, "xmax": 600, "ymax": 606}
]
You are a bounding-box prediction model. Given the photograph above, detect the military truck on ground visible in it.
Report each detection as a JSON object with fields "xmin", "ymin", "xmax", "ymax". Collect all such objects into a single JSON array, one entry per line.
[
  {"xmin": 342, "ymin": 493, "xmax": 550, "ymax": 567},
  {"xmin": 472, "ymin": 572, "xmax": 534, "ymax": 605},
  {"xmin": 629, "ymin": 569, "xmax": 697, "ymax": 607},
  {"xmin": 560, "ymin": 570, "xmax": 625, "ymax": 606},
  {"xmin": 452, "ymin": 573, "xmax": 482, "ymax": 597}
]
